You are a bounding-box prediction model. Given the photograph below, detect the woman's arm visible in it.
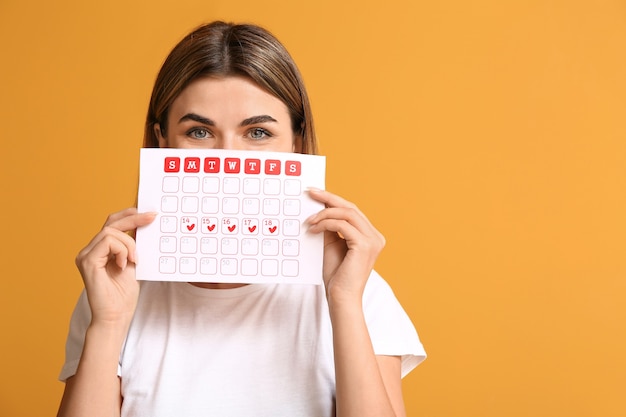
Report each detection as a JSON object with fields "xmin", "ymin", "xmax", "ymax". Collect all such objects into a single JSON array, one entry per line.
[
  {"xmin": 57, "ymin": 209, "xmax": 156, "ymax": 417},
  {"xmin": 307, "ymin": 189, "xmax": 405, "ymax": 417},
  {"xmin": 329, "ymin": 298, "xmax": 406, "ymax": 417},
  {"xmin": 57, "ymin": 323, "xmax": 126, "ymax": 417}
]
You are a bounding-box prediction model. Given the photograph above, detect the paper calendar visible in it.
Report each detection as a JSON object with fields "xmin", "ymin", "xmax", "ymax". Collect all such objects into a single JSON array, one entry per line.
[{"xmin": 136, "ymin": 148, "xmax": 326, "ymax": 285}]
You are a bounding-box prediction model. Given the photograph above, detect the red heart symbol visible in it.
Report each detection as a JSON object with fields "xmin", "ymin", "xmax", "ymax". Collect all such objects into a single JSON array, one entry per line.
[
  {"xmin": 207, "ymin": 224, "xmax": 215, "ymax": 232},
  {"xmin": 228, "ymin": 225, "xmax": 236, "ymax": 232},
  {"xmin": 187, "ymin": 224, "xmax": 195, "ymax": 231},
  {"xmin": 248, "ymin": 225, "xmax": 257, "ymax": 233},
  {"xmin": 269, "ymin": 226, "xmax": 277, "ymax": 233}
]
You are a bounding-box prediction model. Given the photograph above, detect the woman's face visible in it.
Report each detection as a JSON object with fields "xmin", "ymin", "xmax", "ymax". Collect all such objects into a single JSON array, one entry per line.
[{"xmin": 157, "ymin": 76, "xmax": 300, "ymax": 153}]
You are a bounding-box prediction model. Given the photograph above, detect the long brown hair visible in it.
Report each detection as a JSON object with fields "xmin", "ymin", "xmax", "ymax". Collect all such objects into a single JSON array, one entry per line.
[{"xmin": 144, "ymin": 21, "xmax": 317, "ymax": 154}]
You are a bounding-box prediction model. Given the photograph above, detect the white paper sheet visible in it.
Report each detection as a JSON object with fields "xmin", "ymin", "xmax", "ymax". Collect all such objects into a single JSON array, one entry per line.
[{"xmin": 136, "ymin": 148, "xmax": 326, "ymax": 284}]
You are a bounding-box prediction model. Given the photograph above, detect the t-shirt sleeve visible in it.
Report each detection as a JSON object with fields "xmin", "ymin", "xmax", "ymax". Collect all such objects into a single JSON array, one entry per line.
[
  {"xmin": 58, "ymin": 290, "xmax": 92, "ymax": 382},
  {"xmin": 362, "ymin": 270, "xmax": 426, "ymax": 378}
]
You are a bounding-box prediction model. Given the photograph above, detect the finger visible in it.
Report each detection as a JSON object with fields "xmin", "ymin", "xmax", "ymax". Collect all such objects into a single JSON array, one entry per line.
[
  {"xmin": 78, "ymin": 226, "xmax": 139, "ymax": 266},
  {"xmin": 107, "ymin": 211, "xmax": 158, "ymax": 233},
  {"xmin": 308, "ymin": 218, "xmax": 357, "ymax": 240},
  {"xmin": 308, "ymin": 218, "xmax": 372, "ymax": 246},
  {"xmin": 307, "ymin": 204, "xmax": 386, "ymax": 252},
  {"xmin": 78, "ymin": 229, "xmax": 135, "ymax": 272},
  {"xmin": 102, "ymin": 207, "xmax": 139, "ymax": 227},
  {"xmin": 79, "ymin": 212, "xmax": 155, "ymax": 266},
  {"xmin": 311, "ymin": 218, "xmax": 386, "ymax": 256},
  {"xmin": 307, "ymin": 189, "xmax": 374, "ymax": 228},
  {"xmin": 110, "ymin": 238, "xmax": 129, "ymax": 270},
  {"xmin": 307, "ymin": 206, "xmax": 374, "ymax": 235},
  {"xmin": 307, "ymin": 188, "xmax": 358, "ymax": 210}
]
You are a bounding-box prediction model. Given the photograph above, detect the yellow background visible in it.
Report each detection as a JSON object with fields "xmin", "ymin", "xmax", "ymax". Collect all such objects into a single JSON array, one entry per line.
[{"xmin": 1, "ymin": 0, "xmax": 625, "ymax": 416}]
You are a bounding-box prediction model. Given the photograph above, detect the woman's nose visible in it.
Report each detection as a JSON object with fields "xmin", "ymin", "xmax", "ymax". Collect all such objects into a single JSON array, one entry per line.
[{"xmin": 214, "ymin": 136, "xmax": 243, "ymax": 150}]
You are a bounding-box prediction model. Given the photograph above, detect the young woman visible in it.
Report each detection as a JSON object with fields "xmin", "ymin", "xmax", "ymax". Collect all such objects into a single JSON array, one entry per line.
[{"xmin": 57, "ymin": 21, "xmax": 425, "ymax": 417}]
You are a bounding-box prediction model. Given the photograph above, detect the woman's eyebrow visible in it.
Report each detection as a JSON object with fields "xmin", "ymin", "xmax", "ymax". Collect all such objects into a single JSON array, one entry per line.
[
  {"xmin": 240, "ymin": 115, "xmax": 278, "ymax": 126},
  {"xmin": 178, "ymin": 113, "xmax": 215, "ymax": 125}
]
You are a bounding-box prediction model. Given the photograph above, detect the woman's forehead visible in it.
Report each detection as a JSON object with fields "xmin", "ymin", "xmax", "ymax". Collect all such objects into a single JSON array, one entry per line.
[{"xmin": 169, "ymin": 76, "xmax": 291, "ymax": 122}]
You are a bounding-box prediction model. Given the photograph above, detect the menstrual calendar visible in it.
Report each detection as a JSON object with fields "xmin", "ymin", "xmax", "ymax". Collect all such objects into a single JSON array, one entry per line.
[{"xmin": 136, "ymin": 148, "xmax": 326, "ymax": 285}]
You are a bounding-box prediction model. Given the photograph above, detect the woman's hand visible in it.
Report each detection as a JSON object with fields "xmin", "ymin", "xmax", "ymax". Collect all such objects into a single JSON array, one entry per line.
[
  {"xmin": 75, "ymin": 208, "xmax": 157, "ymax": 325},
  {"xmin": 306, "ymin": 189, "xmax": 385, "ymax": 303},
  {"xmin": 307, "ymin": 190, "xmax": 402, "ymax": 417}
]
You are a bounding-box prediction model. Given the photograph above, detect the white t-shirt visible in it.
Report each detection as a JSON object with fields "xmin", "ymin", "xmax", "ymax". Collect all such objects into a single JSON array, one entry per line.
[{"xmin": 60, "ymin": 270, "xmax": 426, "ymax": 417}]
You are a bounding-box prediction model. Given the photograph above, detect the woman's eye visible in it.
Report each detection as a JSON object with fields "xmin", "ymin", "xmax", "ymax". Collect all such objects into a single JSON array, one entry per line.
[
  {"xmin": 188, "ymin": 128, "xmax": 210, "ymax": 139},
  {"xmin": 248, "ymin": 128, "xmax": 271, "ymax": 140}
]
